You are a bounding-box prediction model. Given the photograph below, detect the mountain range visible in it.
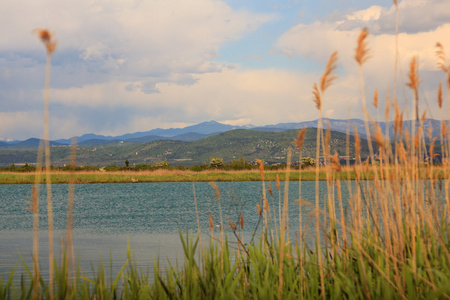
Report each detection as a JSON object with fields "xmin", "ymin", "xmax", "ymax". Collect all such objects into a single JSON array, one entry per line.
[
  {"xmin": 0, "ymin": 128, "xmax": 373, "ymax": 167},
  {"xmin": 0, "ymin": 118, "xmax": 442, "ymax": 147}
]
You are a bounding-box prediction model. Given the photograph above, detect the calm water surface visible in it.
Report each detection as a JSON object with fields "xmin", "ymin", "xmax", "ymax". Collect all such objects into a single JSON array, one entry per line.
[{"xmin": 0, "ymin": 181, "xmax": 340, "ymax": 280}]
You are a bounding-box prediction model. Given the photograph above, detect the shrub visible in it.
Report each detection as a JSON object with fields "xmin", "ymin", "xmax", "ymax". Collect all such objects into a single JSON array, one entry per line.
[
  {"xmin": 209, "ymin": 157, "xmax": 224, "ymax": 168},
  {"xmin": 151, "ymin": 161, "xmax": 169, "ymax": 168},
  {"xmin": 104, "ymin": 165, "xmax": 119, "ymax": 171},
  {"xmin": 300, "ymin": 157, "xmax": 315, "ymax": 168}
]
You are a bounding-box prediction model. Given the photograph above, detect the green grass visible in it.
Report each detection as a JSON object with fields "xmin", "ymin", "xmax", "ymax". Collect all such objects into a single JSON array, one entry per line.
[
  {"xmin": 0, "ymin": 169, "xmax": 363, "ymax": 184},
  {"xmin": 0, "ymin": 167, "xmax": 444, "ymax": 184}
]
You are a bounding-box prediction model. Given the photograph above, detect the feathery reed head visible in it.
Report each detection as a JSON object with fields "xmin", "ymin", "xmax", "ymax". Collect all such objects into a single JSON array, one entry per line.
[
  {"xmin": 398, "ymin": 142, "xmax": 407, "ymax": 163},
  {"xmin": 426, "ymin": 123, "xmax": 433, "ymax": 140},
  {"xmin": 295, "ymin": 128, "xmax": 307, "ymax": 152},
  {"xmin": 394, "ymin": 104, "xmax": 404, "ymax": 138},
  {"xmin": 421, "ymin": 111, "xmax": 427, "ymax": 125},
  {"xmin": 355, "ymin": 28, "xmax": 370, "ymax": 66},
  {"xmin": 372, "ymin": 124, "xmax": 385, "ymax": 149},
  {"xmin": 324, "ymin": 121, "xmax": 331, "ymax": 156},
  {"xmin": 393, "ymin": 0, "xmax": 398, "ymax": 7},
  {"xmin": 239, "ymin": 213, "xmax": 244, "ymax": 229},
  {"xmin": 330, "ymin": 152, "xmax": 342, "ymax": 172},
  {"xmin": 414, "ymin": 129, "xmax": 421, "ymax": 150},
  {"xmin": 255, "ymin": 159, "xmax": 264, "ymax": 179},
  {"xmin": 209, "ymin": 182, "xmax": 220, "ymax": 200},
  {"xmin": 209, "ymin": 214, "xmax": 214, "ymax": 232},
  {"xmin": 406, "ymin": 56, "xmax": 421, "ymax": 91},
  {"xmin": 436, "ymin": 42, "xmax": 448, "ymax": 72},
  {"xmin": 27, "ymin": 186, "xmax": 39, "ymax": 213},
  {"xmin": 263, "ymin": 197, "xmax": 270, "ymax": 211},
  {"xmin": 256, "ymin": 202, "xmax": 262, "ymax": 217},
  {"xmin": 436, "ymin": 42, "xmax": 450, "ymax": 87},
  {"xmin": 320, "ymin": 51, "xmax": 338, "ymax": 93},
  {"xmin": 313, "ymin": 83, "xmax": 321, "ymax": 110},
  {"xmin": 429, "ymin": 137, "xmax": 437, "ymax": 160},
  {"xmin": 404, "ymin": 130, "xmax": 411, "ymax": 152},
  {"xmin": 354, "ymin": 126, "xmax": 361, "ymax": 161},
  {"xmin": 385, "ymin": 90, "xmax": 391, "ymax": 121},
  {"xmin": 33, "ymin": 28, "xmax": 57, "ymax": 54},
  {"xmin": 275, "ymin": 174, "xmax": 280, "ymax": 191},
  {"xmin": 228, "ymin": 218, "xmax": 237, "ymax": 231},
  {"xmin": 438, "ymin": 82, "xmax": 443, "ymax": 109},
  {"xmin": 268, "ymin": 182, "xmax": 273, "ymax": 197},
  {"xmin": 373, "ymin": 89, "xmax": 378, "ymax": 109}
]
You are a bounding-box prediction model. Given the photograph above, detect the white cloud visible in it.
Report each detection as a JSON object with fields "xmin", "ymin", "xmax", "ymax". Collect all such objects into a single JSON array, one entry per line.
[
  {"xmin": 1, "ymin": 0, "xmax": 449, "ymax": 141},
  {"xmin": 274, "ymin": 2, "xmax": 450, "ymax": 122},
  {"xmin": 0, "ymin": 112, "xmax": 43, "ymax": 140},
  {"xmin": 47, "ymin": 67, "xmax": 352, "ymax": 136},
  {"xmin": 0, "ymin": 0, "xmax": 277, "ymax": 139},
  {"xmin": 0, "ymin": 0, "xmax": 273, "ymax": 88},
  {"xmin": 346, "ymin": 5, "xmax": 383, "ymax": 22},
  {"xmin": 38, "ymin": 67, "xmax": 311, "ymax": 137},
  {"xmin": 333, "ymin": 0, "xmax": 450, "ymax": 35},
  {"xmin": 222, "ymin": 118, "xmax": 253, "ymax": 126}
]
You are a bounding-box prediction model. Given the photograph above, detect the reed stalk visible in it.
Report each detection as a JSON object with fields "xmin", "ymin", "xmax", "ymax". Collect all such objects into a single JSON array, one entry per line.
[
  {"xmin": 295, "ymin": 128, "xmax": 306, "ymax": 292},
  {"xmin": 65, "ymin": 137, "xmax": 77, "ymax": 297},
  {"xmin": 34, "ymin": 28, "xmax": 57, "ymax": 300},
  {"xmin": 312, "ymin": 50, "xmax": 338, "ymax": 300},
  {"xmin": 356, "ymin": 28, "xmax": 375, "ymax": 165},
  {"xmin": 30, "ymin": 139, "xmax": 44, "ymax": 300},
  {"xmin": 277, "ymin": 147, "xmax": 291, "ymax": 300},
  {"xmin": 193, "ymin": 183, "xmax": 203, "ymax": 260}
]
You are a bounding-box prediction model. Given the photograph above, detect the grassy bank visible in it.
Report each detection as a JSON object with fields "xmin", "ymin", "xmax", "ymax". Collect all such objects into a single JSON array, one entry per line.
[
  {"xmin": 0, "ymin": 166, "xmax": 445, "ymax": 184},
  {"xmin": 0, "ymin": 169, "xmax": 336, "ymax": 184}
]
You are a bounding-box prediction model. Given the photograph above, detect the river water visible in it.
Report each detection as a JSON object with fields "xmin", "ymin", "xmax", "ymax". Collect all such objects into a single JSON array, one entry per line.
[{"xmin": 0, "ymin": 181, "xmax": 339, "ymax": 281}]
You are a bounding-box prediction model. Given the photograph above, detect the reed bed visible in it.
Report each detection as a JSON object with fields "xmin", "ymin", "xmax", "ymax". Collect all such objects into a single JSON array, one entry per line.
[{"xmin": 3, "ymin": 4, "xmax": 450, "ymax": 299}]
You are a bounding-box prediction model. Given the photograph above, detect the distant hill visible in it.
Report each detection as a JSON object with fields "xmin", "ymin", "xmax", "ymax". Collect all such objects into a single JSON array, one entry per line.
[
  {"xmin": 1, "ymin": 118, "xmax": 442, "ymax": 149},
  {"xmin": 169, "ymin": 132, "xmax": 213, "ymax": 142},
  {"xmin": 125, "ymin": 135, "xmax": 167, "ymax": 143},
  {"xmin": 8, "ymin": 138, "xmax": 65, "ymax": 147},
  {"xmin": 0, "ymin": 128, "xmax": 372, "ymax": 167},
  {"xmin": 78, "ymin": 139, "xmax": 122, "ymax": 145},
  {"xmin": 48, "ymin": 120, "xmax": 244, "ymax": 145},
  {"xmin": 139, "ymin": 120, "xmax": 243, "ymax": 137},
  {"xmin": 125, "ymin": 132, "xmax": 213, "ymax": 143}
]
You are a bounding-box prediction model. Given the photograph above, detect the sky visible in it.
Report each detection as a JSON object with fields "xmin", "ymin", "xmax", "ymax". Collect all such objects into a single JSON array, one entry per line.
[{"xmin": 1, "ymin": 0, "xmax": 450, "ymax": 141}]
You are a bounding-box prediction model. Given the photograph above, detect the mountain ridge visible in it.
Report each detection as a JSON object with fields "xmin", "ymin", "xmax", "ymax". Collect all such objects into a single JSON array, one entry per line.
[
  {"xmin": 1, "ymin": 118, "xmax": 442, "ymax": 147},
  {"xmin": 0, "ymin": 128, "xmax": 373, "ymax": 167}
]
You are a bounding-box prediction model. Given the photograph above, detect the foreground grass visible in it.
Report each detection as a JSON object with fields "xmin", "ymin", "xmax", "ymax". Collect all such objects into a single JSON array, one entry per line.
[{"xmin": 3, "ymin": 224, "xmax": 450, "ymax": 299}]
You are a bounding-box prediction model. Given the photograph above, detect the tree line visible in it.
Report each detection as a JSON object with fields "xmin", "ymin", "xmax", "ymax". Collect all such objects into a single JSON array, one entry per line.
[{"xmin": 1, "ymin": 157, "xmax": 317, "ymax": 172}]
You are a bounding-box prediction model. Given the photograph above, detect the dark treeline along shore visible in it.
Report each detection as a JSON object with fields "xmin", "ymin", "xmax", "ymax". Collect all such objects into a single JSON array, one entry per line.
[{"xmin": 3, "ymin": 5, "xmax": 450, "ymax": 299}]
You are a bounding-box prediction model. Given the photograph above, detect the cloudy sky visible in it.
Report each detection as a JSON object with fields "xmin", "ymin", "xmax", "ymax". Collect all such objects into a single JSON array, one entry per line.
[{"xmin": 1, "ymin": 0, "xmax": 449, "ymax": 140}]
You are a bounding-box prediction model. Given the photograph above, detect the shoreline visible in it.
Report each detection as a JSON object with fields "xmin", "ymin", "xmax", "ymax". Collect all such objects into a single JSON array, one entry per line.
[
  {"xmin": 0, "ymin": 167, "xmax": 444, "ymax": 184},
  {"xmin": 0, "ymin": 169, "xmax": 345, "ymax": 184}
]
